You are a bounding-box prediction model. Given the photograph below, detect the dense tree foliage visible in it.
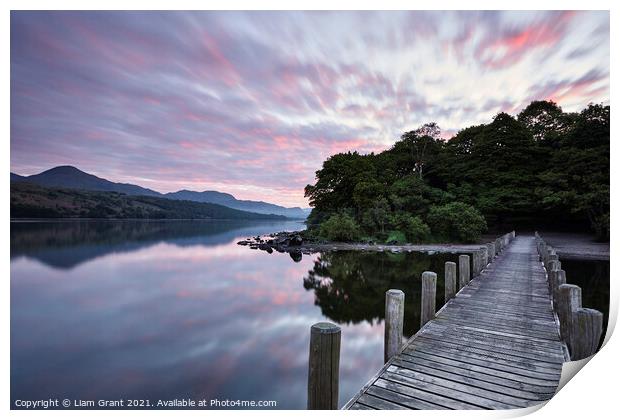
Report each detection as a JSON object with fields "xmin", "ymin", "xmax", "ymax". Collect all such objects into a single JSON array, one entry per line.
[
  {"xmin": 318, "ymin": 213, "xmax": 362, "ymax": 241},
  {"xmin": 11, "ymin": 182, "xmax": 286, "ymax": 220},
  {"xmin": 305, "ymin": 101, "xmax": 609, "ymax": 242}
]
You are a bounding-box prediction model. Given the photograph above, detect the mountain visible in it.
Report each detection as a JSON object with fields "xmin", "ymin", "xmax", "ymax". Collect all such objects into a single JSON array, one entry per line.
[
  {"xmin": 11, "ymin": 182, "xmax": 286, "ymax": 221},
  {"xmin": 10, "ymin": 173, "xmax": 26, "ymax": 182},
  {"xmin": 14, "ymin": 165, "xmax": 161, "ymax": 196},
  {"xmin": 11, "ymin": 165, "xmax": 308, "ymax": 219},
  {"xmin": 165, "ymin": 190, "xmax": 309, "ymax": 219}
]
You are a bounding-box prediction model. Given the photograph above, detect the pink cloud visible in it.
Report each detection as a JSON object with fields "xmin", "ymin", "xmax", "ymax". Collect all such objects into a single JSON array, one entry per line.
[{"xmin": 476, "ymin": 11, "xmax": 576, "ymax": 69}]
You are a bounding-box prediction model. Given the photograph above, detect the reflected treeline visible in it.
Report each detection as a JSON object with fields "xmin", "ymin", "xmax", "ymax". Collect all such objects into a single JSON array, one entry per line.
[
  {"xmin": 560, "ymin": 259, "xmax": 610, "ymax": 349},
  {"xmin": 11, "ymin": 220, "xmax": 304, "ymax": 269},
  {"xmin": 303, "ymin": 251, "xmax": 461, "ymax": 337}
]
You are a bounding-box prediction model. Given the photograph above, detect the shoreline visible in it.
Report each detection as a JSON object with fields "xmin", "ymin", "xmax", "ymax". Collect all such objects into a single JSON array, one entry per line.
[
  {"xmin": 273, "ymin": 242, "xmax": 485, "ymax": 254},
  {"xmin": 239, "ymin": 230, "xmax": 610, "ymax": 260}
]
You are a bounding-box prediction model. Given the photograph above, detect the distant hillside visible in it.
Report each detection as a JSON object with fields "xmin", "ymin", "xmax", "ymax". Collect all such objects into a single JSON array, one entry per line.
[
  {"xmin": 10, "ymin": 173, "xmax": 27, "ymax": 182},
  {"xmin": 13, "ymin": 165, "xmax": 161, "ymax": 196},
  {"xmin": 10, "ymin": 182, "xmax": 286, "ymax": 220},
  {"xmin": 165, "ymin": 189, "xmax": 309, "ymax": 219},
  {"xmin": 11, "ymin": 165, "xmax": 308, "ymax": 219}
]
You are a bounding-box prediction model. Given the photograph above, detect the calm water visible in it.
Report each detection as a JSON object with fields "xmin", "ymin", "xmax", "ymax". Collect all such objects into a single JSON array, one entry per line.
[
  {"xmin": 10, "ymin": 220, "xmax": 462, "ymax": 409},
  {"xmin": 560, "ymin": 259, "xmax": 610, "ymax": 348}
]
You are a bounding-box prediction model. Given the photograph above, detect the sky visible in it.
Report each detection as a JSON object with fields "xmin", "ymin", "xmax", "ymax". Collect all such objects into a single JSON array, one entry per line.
[{"xmin": 10, "ymin": 11, "xmax": 609, "ymax": 208}]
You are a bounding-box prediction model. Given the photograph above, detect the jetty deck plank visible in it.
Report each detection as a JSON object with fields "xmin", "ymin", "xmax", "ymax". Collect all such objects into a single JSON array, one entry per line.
[{"xmin": 344, "ymin": 236, "xmax": 567, "ymax": 410}]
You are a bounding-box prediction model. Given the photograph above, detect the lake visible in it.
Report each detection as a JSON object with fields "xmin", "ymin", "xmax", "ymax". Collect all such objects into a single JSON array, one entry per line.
[
  {"xmin": 10, "ymin": 220, "xmax": 610, "ymax": 409},
  {"xmin": 10, "ymin": 220, "xmax": 467, "ymax": 409}
]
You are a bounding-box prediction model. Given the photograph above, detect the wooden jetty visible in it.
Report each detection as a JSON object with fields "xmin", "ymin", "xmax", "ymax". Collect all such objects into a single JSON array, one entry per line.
[
  {"xmin": 343, "ymin": 234, "xmax": 567, "ymax": 409},
  {"xmin": 306, "ymin": 232, "xmax": 603, "ymax": 410}
]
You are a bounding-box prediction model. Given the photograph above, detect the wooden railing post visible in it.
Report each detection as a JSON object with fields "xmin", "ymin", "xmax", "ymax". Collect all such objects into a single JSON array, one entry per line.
[
  {"xmin": 548, "ymin": 268, "xmax": 558, "ymax": 296},
  {"xmin": 545, "ymin": 247, "xmax": 556, "ymax": 269},
  {"xmin": 557, "ymin": 284, "xmax": 581, "ymax": 350},
  {"xmin": 308, "ymin": 322, "xmax": 340, "ymax": 410},
  {"xmin": 547, "ymin": 259, "xmax": 559, "ymax": 272},
  {"xmin": 553, "ymin": 270, "xmax": 566, "ymax": 308},
  {"xmin": 480, "ymin": 247, "xmax": 488, "ymax": 269},
  {"xmin": 445, "ymin": 262, "xmax": 457, "ymax": 302},
  {"xmin": 384, "ymin": 289, "xmax": 404, "ymax": 363},
  {"xmin": 472, "ymin": 250, "xmax": 481, "ymax": 277},
  {"xmin": 420, "ymin": 271, "xmax": 437, "ymax": 328},
  {"xmin": 458, "ymin": 255, "xmax": 470, "ymax": 289},
  {"xmin": 537, "ymin": 240, "xmax": 546, "ymax": 261},
  {"xmin": 486, "ymin": 243, "xmax": 495, "ymax": 263},
  {"xmin": 570, "ymin": 308, "xmax": 603, "ymax": 360}
]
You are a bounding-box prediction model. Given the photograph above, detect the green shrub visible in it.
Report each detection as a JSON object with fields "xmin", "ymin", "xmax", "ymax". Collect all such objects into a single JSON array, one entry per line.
[
  {"xmin": 385, "ymin": 230, "xmax": 407, "ymax": 244},
  {"xmin": 319, "ymin": 213, "xmax": 361, "ymax": 242},
  {"xmin": 390, "ymin": 213, "xmax": 431, "ymax": 243},
  {"xmin": 427, "ymin": 202, "xmax": 487, "ymax": 243}
]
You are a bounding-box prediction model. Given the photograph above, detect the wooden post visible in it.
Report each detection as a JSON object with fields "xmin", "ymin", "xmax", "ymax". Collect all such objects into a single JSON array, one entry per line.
[
  {"xmin": 538, "ymin": 241, "xmax": 546, "ymax": 262},
  {"xmin": 570, "ymin": 308, "xmax": 603, "ymax": 360},
  {"xmin": 548, "ymin": 268, "xmax": 558, "ymax": 295},
  {"xmin": 420, "ymin": 271, "xmax": 437, "ymax": 328},
  {"xmin": 458, "ymin": 255, "xmax": 470, "ymax": 289},
  {"xmin": 545, "ymin": 248, "xmax": 557, "ymax": 269},
  {"xmin": 486, "ymin": 243, "xmax": 495, "ymax": 263},
  {"xmin": 480, "ymin": 247, "xmax": 488, "ymax": 268},
  {"xmin": 548, "ymin": 268, "xmax": 564, "ymax": 303},
  {"xmin": 546, "ymin": 258, "xmax": 559, "ymax": 273},
  {"xmin": 445, "ymin": 262, "xmax": 457, "ymax": 302},
  {"xmin": 542, "ymin": 246, "xmax": 550, "ymax": 266},
  {"xmin": 308, "ymin": 322, "xmax": 341, "ymax": 409},
  {"xmin": 472, "ymin": 250, "xmax": 481, "ymax": 276},
  {"xmin": 384, "ymin": 289, "xmax": 404, "ymax": 363},
  {"xmin": 553, "ymin": 270, "xmax": 566, "ymax": 307},
  {"xmin": 557, "ymin": 284, "xmax": 582, "ymax": 348}
]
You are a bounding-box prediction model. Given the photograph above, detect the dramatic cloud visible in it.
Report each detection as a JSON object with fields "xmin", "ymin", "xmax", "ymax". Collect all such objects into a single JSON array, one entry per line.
[{"xmin": 10, "ymin": 11, "xmax": 609, "ymax": 207}]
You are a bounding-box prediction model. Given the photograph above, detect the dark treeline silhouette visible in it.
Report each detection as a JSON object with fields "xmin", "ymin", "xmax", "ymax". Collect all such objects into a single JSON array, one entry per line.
[
  {"xmin": 305, "ymin": 101, "xmax": 609, "ymax": 242},
  {"xmin": 10, "ymin": 182, "xmax": 286, "ymax": 221}
]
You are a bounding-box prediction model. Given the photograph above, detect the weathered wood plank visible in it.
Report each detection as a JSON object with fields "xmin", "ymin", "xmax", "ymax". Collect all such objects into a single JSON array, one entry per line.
[
  {"xmin": 374, "ymin": 378, "xmax": 483, "ymax": 409},
  {"xmin": 382, "ymin": 369, "xmax": 525, "ymax": 408},
  {"xmin": 403, "ymin": 345, "xmax": 561, "ymax": 380},
  {"xmin": 397, "ymin": 351, "xmax": 557, "ymax": 387},
  {"xmin": 411, "ymin": 336, "xmax": 562, "ymax": 371},
  {"xmin": 344, "ymin": 235, "xmax": 565, "ymax": 410},
  {"xmin": 357, "ymin": 393, "xmax": 409, "ymax": 410},
  {"xmin": 391, "ymin": 357, "xmax": 558, "ymax": 396},
  {"xmin": 349, "ymin": 402, "xmax": 375, "ymax": 410},
  {"xmin": 366, "ymin": 385, "xmax": 446, "ymax": 409},
  {"xmin": 417, "ymin": 329, "xmax": 565, "ymax": 362}
]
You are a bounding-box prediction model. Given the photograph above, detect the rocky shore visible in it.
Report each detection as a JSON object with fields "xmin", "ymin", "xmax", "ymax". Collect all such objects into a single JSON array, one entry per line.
[{"xmin": 237, "ymin": 230, "xmax": 484, "ymax": 261}]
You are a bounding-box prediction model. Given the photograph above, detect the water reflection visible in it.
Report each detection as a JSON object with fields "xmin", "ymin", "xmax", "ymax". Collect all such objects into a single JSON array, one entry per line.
[
  {"xmin": 304, "ymin": 251, "xmax": 460, "ymax": 337},
  {"xmin": 10, "ymin": 220, "xmax": 305, "ymax": 269},
  {"xmin": 17, "ymin": 221, "xmax": 600, "ymax": 409}
]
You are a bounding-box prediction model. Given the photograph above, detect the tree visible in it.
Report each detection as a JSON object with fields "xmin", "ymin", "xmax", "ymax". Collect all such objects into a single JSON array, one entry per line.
[
  {"xmin": 427, "ymin": 202, "xmax": 488, "ymax": 243},
  {"xmin": 536, "ymin": 104, "xmax": 609, "ymax": 239},
  {"xmin": 318, "ymin": 213, "xmax": 361, "ymax": 241},
  {"xmin": 399, "ymin": 122, "xmax": 442, "ymax": 179},
  {"xmin": 517, "ymin": 100, "xmax": 575, "ymax": 145},
  {"xmin": 305, "ymin": 101, "xmax": 608, "ymax": 241}
]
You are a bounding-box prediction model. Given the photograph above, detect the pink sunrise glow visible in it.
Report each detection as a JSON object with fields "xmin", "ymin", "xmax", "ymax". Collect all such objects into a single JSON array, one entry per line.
[{"xmin": 10, "ymin": 11, "xmax": 609, "ymax": 207}]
